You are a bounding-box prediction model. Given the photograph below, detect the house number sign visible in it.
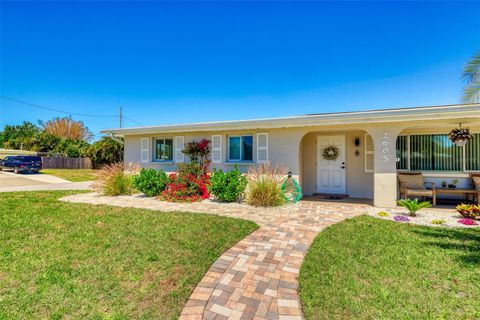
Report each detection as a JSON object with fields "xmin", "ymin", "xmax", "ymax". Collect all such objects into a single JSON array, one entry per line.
[{"xmin": 382, "ymin": 132, "xmax": 389, "ymax": 161}]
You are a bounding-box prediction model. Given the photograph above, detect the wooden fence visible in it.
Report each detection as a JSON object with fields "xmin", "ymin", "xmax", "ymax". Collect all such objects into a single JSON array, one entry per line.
[{"xmin": 41, "ymin": 157, "xmax": 93, "ymax": 169}]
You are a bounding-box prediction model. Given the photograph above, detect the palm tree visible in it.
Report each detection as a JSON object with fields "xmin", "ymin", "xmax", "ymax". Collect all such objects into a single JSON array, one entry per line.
[{"xmin": 462, "ymin": 51, "xmax": 480, "ymax": 103}]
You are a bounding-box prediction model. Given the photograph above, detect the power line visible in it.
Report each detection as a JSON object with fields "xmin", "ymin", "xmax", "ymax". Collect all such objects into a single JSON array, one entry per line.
[
  {"xmin": 1, "ymin": 96, "xmax": 118, "ymax": 118},
  {"xmin": 123, "ymin": 116, "xmax": 144, "ymax": 126},
  {"xmin": 1, "ymin": 95, "xmax": 145, "ymax": 126}
]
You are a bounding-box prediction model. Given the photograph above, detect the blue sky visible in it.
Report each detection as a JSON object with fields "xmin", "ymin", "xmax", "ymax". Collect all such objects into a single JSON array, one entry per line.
[{"xmin": 1, "ymin": 1, "xmax": 479, "ymax": 139}]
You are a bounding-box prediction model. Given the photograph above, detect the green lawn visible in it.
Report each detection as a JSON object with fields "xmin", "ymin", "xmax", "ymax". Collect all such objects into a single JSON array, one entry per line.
[
  {"xmin": 0, "ymin": 191, "xmax": 258, "ymax": 319},
  {"xmin": 299, "ymin": 215, "xmax": 480, "ymax": 320},
  {"xmin": 41, "ymin": 169, "xmax": 98, "ymax": 182}
]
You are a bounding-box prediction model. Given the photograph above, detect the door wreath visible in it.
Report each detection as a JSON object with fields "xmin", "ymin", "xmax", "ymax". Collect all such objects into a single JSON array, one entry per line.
[{"xmin": 322, "ymin": 146, "xmax": 340, "ymax": 160}]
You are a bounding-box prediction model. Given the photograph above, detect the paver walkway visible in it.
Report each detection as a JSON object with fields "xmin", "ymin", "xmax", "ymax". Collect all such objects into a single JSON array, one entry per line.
[
  {"xmin": 179, "ymin": 201, "xmax": 366, "ymax": 320},
  {"xmin": 61, "ymin": 193, "xmax": 369, "ymax": 320}
]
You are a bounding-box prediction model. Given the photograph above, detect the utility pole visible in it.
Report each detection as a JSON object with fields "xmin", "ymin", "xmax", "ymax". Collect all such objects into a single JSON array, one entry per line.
[{"xmin": 119, "ymin": 107, "xmax": 123, "ymax": 128}]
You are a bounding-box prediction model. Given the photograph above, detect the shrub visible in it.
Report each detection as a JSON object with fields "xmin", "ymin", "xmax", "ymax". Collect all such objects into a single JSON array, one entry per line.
[
  {"xmin": 397, "ymin": 199, "xmax": 432, "ymax": 217},
  {"xmin": 94, "ymin": 163, "xmax": 138, "ymax": 196},
  {"xmin": 246, "ymin": 164, "xmax": 286, "ymax": 207},
  {"xmin": 133, "ymin": 168, "xmax": 168, "ymax": 197},
  {"xmin": 161, "ymin": 172, "xmax": 210, "ymax": 202},
  {"xmin": 431, "ymin": 219, "xmax": 446, "ymax": 225},
  {"xmin": 89, "ymin": 136, "xmax": 124, "ymax": 165},
  {"xmin": 209, "ymin": 166, "xmax": 248, "ymax": 202},
  {"xmin": 456, "ymin": 203, "xmax": 480, "ymax": 220},
  {"xmin": 377, "ymin": 211, "xmax": 390, "ymax": 217}
]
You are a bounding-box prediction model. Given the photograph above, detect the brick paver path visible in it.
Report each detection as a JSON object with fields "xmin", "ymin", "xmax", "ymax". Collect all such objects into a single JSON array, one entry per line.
[
  {"xmin": 179, "ymin": 201, "xmax": 367, "ymax": 320},
  {"xmin": 61, "ymin": 193, "xmax": 369, "ymax": 320}
]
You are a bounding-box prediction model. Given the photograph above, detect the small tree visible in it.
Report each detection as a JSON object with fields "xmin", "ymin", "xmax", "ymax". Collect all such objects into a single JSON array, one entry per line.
[
  {"xmin": 41, "ymin": 117, "xmax": 93, "ymax": 141},
  {"xmin": 180, "ymin": 139, "xmax": 211, "ymax": 175},
  {"xmin": 89, "ymin": 136, "xmax": 124, "ymax": 165}
]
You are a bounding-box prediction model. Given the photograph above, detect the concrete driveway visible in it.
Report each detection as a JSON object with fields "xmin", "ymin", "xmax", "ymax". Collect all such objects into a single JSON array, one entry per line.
[{"xmin": 0, "ymin": 171, "xmax": 92, "ymax": 192}]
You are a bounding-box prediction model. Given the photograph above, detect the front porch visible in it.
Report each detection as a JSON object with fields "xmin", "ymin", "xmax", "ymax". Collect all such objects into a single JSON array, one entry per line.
[{"xmin": 298, "ymin": 120, "xmax": 480, "ymax": 208}]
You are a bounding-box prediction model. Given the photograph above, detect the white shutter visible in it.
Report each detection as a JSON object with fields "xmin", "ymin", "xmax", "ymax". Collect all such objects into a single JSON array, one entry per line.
[
  {"xmin": 175, "ymin": 136, "xmax": 185, "ymax": 163},
  {"xmin": 141, "ymin": 138, "xmax": 150, "ymax": 163},
  {"xmin": 364, "ymin": 133, "xmax": 374, "ymax": 173},
  {"xmin": 211, "ymin": 135, "xmax": 222, "ymax": 163},
  {"xmin": 257, "ymin": 133, "xmax": 269, "ymax": 163}
]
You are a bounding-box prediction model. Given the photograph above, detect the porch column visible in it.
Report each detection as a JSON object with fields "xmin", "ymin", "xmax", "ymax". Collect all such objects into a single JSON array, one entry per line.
[{"xmin": 364, "ymin": 125, "xmax": 406, "ymax": 207}]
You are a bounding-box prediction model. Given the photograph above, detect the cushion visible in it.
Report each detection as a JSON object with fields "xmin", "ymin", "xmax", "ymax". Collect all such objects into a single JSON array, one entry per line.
[
  {"xmin": 405, "ymin": 188, "xmax": 433, "ymax": 196},
  {"xmin": 398, "ymin": 174, "xmax": 424, "ymax": 189},
  {"xmin": 473, "ymin": 176, "xmax": 480, "ymax": 190}
]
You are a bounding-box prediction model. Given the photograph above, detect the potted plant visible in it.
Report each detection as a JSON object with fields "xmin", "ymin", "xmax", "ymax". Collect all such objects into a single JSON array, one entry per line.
[
  {"xmin": 448, "ymin": 126, "xmax": 473, "ymax": 146},
  {"xmin": 448, "ymin": 179, "xmax": 459, "ymax": 189},
  {"xmin": 397, "ymin": 198, "xmax": 432, "ymax": 217},
  {"xmin": 441, "ymin": 180, "xmax": 447, "ymax": 188}
]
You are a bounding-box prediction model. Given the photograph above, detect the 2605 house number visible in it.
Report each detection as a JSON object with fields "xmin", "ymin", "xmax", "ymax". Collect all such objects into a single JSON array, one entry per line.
[{"xmin": 382, "ymin": 132, "xmax": 389, "ymax": 161}]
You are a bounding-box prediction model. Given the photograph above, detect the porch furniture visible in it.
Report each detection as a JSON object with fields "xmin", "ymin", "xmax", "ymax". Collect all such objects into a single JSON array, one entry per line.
[
  {"xmin": 398, "ymin": 173, "xmax": 436, "ymax": 206},
  {"xmin": 436, "ymin": 188, "xmax": 480, "ymax": 203},
  {"xmin": 470, "ymin": 173, "xmax": 480, "ymax": 202}
]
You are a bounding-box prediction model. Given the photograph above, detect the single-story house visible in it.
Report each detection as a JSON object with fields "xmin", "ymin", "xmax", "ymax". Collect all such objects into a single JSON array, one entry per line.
[{"xmin": 102, "ymin": 103, "xmax": 480, "ymax": 207}]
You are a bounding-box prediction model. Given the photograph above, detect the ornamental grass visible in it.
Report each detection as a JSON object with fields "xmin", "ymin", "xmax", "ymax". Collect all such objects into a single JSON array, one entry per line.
[
  {"xmin": 94, "ymin": 162, "xmax": 139, "ymax": 196},
  {"xmin": 246, "ymin": 164, "xmax": 287, "ymax": 207}
]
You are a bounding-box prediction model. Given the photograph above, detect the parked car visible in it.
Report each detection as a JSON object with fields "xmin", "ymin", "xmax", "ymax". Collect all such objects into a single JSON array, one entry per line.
[{"xmin": 0, "ymin": 155, "xmax": 42, "ymax": 174}]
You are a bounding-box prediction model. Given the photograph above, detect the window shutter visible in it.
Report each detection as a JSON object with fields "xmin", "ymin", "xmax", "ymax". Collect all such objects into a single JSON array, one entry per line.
[
  {"xmin": 364, "ymin": 133, "xmax": 374, "ymax": 173},
  {"xmin": 211, "ymin": 135, "xmax": 222, "ymax": 163},
  {"xmin": 257, "ymin": 133, "xmax": 269, "ymax": 163},
  {"xmin": 175, "ymin": 136, "xmax": 185, "ymax": 163},
  {"xmin": 141, "ymin": 138, "xmax": 150, "ymax": 163}
]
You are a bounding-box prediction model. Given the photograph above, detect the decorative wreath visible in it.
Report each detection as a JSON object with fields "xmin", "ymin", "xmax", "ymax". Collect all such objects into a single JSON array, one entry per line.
[{"xmin": 322, "ymin": 146, "xmax": 340, "ymax": 160}]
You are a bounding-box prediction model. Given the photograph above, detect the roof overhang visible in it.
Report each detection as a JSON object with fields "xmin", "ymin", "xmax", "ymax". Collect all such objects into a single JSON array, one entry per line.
[{"xmin": 101, "ymin": 103, "xmax": 480, "ymax": 136}]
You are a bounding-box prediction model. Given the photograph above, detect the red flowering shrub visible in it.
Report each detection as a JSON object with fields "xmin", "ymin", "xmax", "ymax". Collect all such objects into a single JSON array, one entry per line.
[
  {"xmin": 160, "ymin": 140, "xmax": 212, "ymax": 202},
  {"xmin": 161, "ymin": 172, "xmax": 210, "ymax": 202}
]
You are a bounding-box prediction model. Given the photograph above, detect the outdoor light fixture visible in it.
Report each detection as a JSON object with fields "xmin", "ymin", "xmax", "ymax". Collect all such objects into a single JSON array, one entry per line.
[{"xmin": 354, "ymin": 137, "xmax": 360, "ymax": 146}]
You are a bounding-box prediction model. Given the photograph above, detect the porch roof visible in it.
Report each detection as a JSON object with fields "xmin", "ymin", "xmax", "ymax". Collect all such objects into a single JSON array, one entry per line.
[{"xmin": 102, "ymin": 103, "xmax": 480, "ymax": 136}]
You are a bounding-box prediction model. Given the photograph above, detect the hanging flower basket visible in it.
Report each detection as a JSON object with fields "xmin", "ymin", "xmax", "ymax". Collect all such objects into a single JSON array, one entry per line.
[
  {"xmin": 448, "ymin": 127, "xmax": 473, "ymax": 146},
  {"xmin": 322, "ymin": 146, "xmax": 340, "ymax": 160}
]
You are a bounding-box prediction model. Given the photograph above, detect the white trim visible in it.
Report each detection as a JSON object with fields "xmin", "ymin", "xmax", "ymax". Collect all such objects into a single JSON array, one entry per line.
[
  {"xmin": 102, "ymin": 104, "xmax": 480, "ymax": 136},
  {"xmin": 140, "ymin": 138, "xmax": 149, "ymax": 163},
  {"xmin": 256, "ymin": 133, "xmax": 268, "ymax": 163},
  {"xmin": 211, "ymin": 135, "xmax": 222, "ymax": 164},
  {"xmin": 174, "ymin": 136, "xmax": 185, "ymax": 163}
]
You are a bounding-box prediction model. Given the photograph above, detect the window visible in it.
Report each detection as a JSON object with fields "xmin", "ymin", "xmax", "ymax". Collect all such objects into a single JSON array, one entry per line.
[
  {"xmin": 466, "ymin": 133, "xmax": 480, "ymax": 171},
  {"xmin": 364, "ymin": 133, "xmax": 374, "ymax": 173},
  {"xmin": 154, "ymin": 138, "xmax": 173, "ymax": 161},
  {"xmin": 394, "ymin": 133, "xmax": 479, "ymax": 172},
  {"xmin": 396, "ymin": 135, "xmax": 408, "ymax": 170},
  {"xmin": 228, "ymin": 135, "xmax": 253, "ymax": 161}
]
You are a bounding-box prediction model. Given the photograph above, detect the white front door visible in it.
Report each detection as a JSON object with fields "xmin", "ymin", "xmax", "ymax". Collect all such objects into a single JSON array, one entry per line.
[{"xmin": 317, "ymin": 135, "xmax": 346, "ymax": 194}]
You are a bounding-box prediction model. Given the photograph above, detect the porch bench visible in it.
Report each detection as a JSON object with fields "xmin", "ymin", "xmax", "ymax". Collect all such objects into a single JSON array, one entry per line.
[{"xmin": 398, "ymin": 173, "xmax": 436, "ymax": 206}]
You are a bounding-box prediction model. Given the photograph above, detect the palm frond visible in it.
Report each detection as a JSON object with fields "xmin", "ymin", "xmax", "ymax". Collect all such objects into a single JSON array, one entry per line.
[
  {"xmin": 462, "ymin": 51, "xmax": 480, "ymax": 84},
  {"xmin": 462, "ymin": 51, "xmax": 480, "ymax": 103}
]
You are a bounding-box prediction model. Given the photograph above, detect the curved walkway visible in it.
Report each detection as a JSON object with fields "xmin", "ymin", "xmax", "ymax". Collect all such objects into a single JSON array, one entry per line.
[
  {"xmin": 60, "ymin": 193, "xmax": 369, "ymax": 320},
  {"xmin": 179, "ymin": 201, "xmax": 367, "ymax": 320}
]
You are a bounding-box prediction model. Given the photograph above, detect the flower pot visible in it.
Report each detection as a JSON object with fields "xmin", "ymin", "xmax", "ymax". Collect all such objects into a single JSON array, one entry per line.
[{"xmin": 454, "ymin": 139, "xmax": 467, "ymax": 147}]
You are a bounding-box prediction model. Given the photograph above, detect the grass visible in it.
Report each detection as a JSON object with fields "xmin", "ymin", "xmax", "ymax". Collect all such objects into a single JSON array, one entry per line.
[
  {"xmin": 0, "ymin": 191, "xmax": 258, "ymax": 319},
  {"xmin": 299, "ymin": 215, "xmax": 480, "ymax": 320},
  {"xmin": 41, "ymin": 169, "xmax": 98, "ymax": 182}
]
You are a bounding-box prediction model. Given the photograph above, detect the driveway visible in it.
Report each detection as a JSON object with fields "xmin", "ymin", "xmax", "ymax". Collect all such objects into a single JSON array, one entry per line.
[{"xmin": 0, "ymin": 171, "xmax": 92, "ymax": 192}]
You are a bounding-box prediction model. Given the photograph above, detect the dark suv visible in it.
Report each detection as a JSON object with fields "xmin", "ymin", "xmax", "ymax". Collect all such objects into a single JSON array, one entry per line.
[{"xmin": 0, "ymin": 155, "xmax": 43, "ymax": 174}]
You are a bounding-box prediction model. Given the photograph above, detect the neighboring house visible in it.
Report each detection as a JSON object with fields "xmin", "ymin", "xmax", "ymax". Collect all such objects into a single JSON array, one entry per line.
[{"xmin": 102, "ymin": 103, "xmax": 480, "ymax": 207}]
